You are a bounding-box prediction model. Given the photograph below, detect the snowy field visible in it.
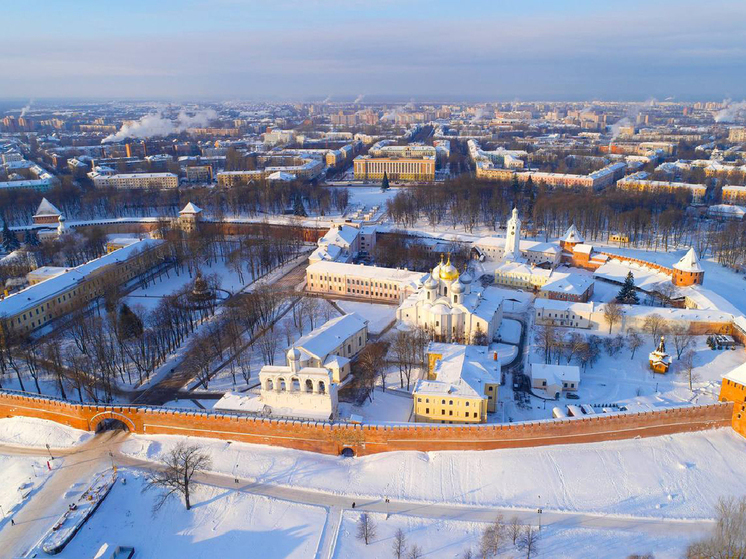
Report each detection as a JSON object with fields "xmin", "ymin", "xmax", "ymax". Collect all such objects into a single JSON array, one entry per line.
[
  {"xmin": 339, "ymin": 387, "xmax": 413, "ymax": 422},
  {"xmin": 513, "ymin": 335, "xmax": 745, "ymax": 423},
  {"xmin": 496, "ymin": 318, "xmax": 522, "ymax": 344},
  {"xmin": 0, "ymin": 417, "xmax": 90, "ymax": 448},
  {"xmin": 333, "ymin": 510, "xmax": 691, "ymax": 559},
  {"xmin": 0, "ymin": 454, "xmax": 53, "ymax": 526},
  {"xmin": 0, "ymin": 418, "xmax": 741, "ymax": 557},
  {"xmin": 121, "ymin": 427, "xmax": 746, "ymax": 521},
  {"xmin": 334, "ymin": 300, "xmax": 397, "ymax": 336},
  {"xmin": 122, "ymin": 257, "xmax": 246, "ymax": 314},
  {"xmin": 54, "ymin": 471, "xmax": 327, "ymax": 559},
  {"xmin": 339, "ymin": 186, "xmax": 400, "ymax": 210}
]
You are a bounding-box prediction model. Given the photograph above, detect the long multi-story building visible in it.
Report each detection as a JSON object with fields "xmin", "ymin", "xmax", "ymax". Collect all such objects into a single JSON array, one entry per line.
[
  {"xmin": 722, "ymin": 185, "xmax": 746, "ymax": 204},
  {"xmin": 616, "ymin": 172, "xmax": 707, "ymax": 202},
  {"xmin": 729, "ymin": 127, "xmax": 746, "ymax": 143},
  {"xmin": 353, "ymin": 155, "xmax": 435, "ymax": 182},
  {"xmin": 475, "ymin": 159, "xmax": 626, "ymax": 190},
  {"xmin": 0, "ymin": 239, "xmax": 167, "ymax": 335},
  {"xmin": 306, "ymin": 261, "xmax": 424, "ymax": 303},
  {"xmin": 89, "ymin": 172, "xmax": 179, "ymax": 189},
  {"xmin": 184, "ymin": 165, "xmax": 214, "ymax": 183}
]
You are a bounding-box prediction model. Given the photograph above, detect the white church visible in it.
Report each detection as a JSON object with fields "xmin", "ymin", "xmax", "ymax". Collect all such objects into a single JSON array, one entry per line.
[{"xmin": 396, "ymin": 255, "xmax": 503, "ymax": 344}]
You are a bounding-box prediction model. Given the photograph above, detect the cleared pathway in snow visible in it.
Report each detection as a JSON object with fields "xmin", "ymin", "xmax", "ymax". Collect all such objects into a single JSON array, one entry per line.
[
  {"xmin": 0, "ymin": 433, "xmax": 715, "ymax": 557},
  {"xmin": 0, "ymin": 431, "xmax": 127, "ymax": 558}
]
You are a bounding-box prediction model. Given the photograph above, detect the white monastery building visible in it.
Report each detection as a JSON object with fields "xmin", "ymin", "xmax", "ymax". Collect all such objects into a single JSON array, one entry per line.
[
  {"xmin": 397, "ymin": 255, "xmax": 503, "ymax": 344},
  {"xmin": 306, "ymin": 261, "xmax": 424, "ymax": 303}
]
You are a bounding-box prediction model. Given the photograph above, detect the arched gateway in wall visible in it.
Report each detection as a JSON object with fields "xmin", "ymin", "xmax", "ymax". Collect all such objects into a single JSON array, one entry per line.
[{"xmin": 89, "ymin": 410, "xmax": 136, "ymax": 432}]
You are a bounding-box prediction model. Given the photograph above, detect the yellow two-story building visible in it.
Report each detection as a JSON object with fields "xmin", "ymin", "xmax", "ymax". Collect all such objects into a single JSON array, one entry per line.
[{"xmin": 413, "ymin": 343, "xmax": 501, "ymax": 424}]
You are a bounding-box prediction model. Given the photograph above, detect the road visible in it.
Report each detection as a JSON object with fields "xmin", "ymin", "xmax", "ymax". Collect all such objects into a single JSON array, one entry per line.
[
  {"xmin": 0, "ymin": 433, "xmax": 713, "ymax": 558},
  {"xmin": 0, "ymin": 432, "xmax": 126, "ymax": 558}
]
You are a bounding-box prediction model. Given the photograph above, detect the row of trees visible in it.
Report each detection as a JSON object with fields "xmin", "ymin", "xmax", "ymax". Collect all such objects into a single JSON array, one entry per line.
[
  {"xmin": 0, "ymin": 180, "xmax": 350, "ymax": 227},
  {"xmin": 533, "ymin": 314, "xmax": 701, "ymax": 390},
  {"xmin": 383, "ymin": 174, "xmax": 746, "ymax": 265},
  {"xmin": 359, "ymin": 512, "xmax": 541, "ymax": 559},
  {"xmin": 0, "ymin": 225, "xmax": 307, "ymax": 399}
]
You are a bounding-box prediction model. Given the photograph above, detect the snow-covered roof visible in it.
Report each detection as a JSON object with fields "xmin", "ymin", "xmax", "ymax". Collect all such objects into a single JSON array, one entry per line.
[
  {"xmin": 179, "ymin": 202, "xmax": 202, "ymax": 215},
  {"xmin": 267, "ymin": 171, "xmax": 295, "ymax": 181},
  {"xmin": 415, "ymin": 343, "xmax": 500, "ymax": 399},
  {"xmin": 723, "ymin": 362, "xmax": 746, "ymax": 386},
  {"xmin": 292, "ymin": 313, "xmax": 368, "ymax": 361},
  {"xmin": 561, "ymin": 224, "xmax": 584, "ymax": 244},
  {"xmin": 212, "ymin": 390, "xmax": 332, "ymax": 421},
  {"xmin": 0, "ymin": 239, "xmax": 163, "ymax": 318},
  {"xmin": 572, "ymin": 243, "xmax": 594, "ymax": 255},
  {"xmin": 307, "ymin": 261, "xmax": 426, "ymax": 286},
  {"xmin": 33, "ymin": 198, "xmax": 61, "ymax": 218},
  {"xmin": 539, "ymin": 273, "xmax": 594, "ymax": 296},
  {"xmin": 319, "ymin": 224, "xmax": 359, "ymax": 248},
  {"xmin": 673, "ymin": 248, "xmax": 703, "ymax": 273},
  {"xmin": 530, "ymin": 363, "xmax": 580, "ymax": 385},
  {"xmin": 534, "ymin": 299, "xmax": 594, "ymax": 314},
  {"xmin": 706, "ymin": 204, "xmax": 746, "ymax": 218}
]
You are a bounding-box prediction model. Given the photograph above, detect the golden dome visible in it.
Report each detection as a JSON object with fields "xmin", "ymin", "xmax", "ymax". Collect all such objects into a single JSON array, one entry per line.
[{"xmin": 439, "ymin": 254, "xmax": 460, "ymax": 281}]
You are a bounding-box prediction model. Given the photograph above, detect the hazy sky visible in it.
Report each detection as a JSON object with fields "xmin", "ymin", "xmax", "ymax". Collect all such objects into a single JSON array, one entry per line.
[{"xmin": 2, "ymin": 0, "xmax": 745, "ymax": 101}]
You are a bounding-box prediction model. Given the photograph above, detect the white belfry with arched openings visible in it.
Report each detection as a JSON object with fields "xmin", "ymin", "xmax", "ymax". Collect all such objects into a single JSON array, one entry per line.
[{"xmin": 254, "ymin": 347, "xmax": 339, "ymax": 419}]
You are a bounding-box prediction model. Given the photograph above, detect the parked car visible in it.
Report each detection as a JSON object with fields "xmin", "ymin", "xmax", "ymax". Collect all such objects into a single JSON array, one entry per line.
[{"xmin": 566, "ymin": 393, "xmax": 580, "ymax": 400}]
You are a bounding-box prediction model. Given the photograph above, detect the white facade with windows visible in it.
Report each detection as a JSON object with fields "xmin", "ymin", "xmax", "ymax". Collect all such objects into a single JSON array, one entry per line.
[{"xmin": 397, "ymin": 257, "xmax": 503, "ymax": 344}]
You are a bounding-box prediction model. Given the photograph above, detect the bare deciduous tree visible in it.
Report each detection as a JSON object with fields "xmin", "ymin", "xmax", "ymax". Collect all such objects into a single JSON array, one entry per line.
[
  {"xmin": 508, "ymin": 516, "xmax": 522, "ymax": 545},
  {"xmin": 603, "ymin": 301, "xmax": 624, "ymax": 334},
  {"xmin": 679, "ymin": 350, "xmax": 700, "ymax": 392},
  {"xmin": 686, "ymin": 496, "xmax": 746, "ymax": 558},
  {"xmin": 356, "ymin": 513, "xmax": 376, "ymax": 545},
  {"xmin": 627, "ymin": 331, "xmax": 644, "ymax": 359},
  {"xmin": 392, "ymin": 527, "xmax": 407, "ymax": 558},
  {"xmin": 479, "ymin": 515, "xmax": 505, "ymax": 558},
  {"xmin": 517, "ymin": 525, "xmax": 540, "ymax": 558},
  {"xmin": 642, "ymin": 314, "xmax": 668, "ymax": 346},
  {"xmin": 144, "ymin": 442, "xmax": 211, "ymax": 512},
  {"xmin": 407, "ymin": 545, "xmax": 423, "ymax": 559},
  {"xmin": 533, "ymin": 324, "xmax": 558, "ymax": 364},
  {"xmin": 670, "ymin": 324, "xmax": 695, "ymax": 359}
]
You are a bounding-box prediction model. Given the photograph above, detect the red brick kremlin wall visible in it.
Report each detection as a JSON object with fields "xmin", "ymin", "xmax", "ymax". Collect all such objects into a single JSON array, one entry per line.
[{"xmin": 0, "ymin": 391, "xmax": 734, "ymax": 456}]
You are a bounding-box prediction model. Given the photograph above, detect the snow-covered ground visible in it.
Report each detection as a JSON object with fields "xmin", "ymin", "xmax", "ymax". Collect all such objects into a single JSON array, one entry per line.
[
  {"xmin": 497, "ymin": 318, "xmax": 522, "ymax": 344},
  {"xmin": 333, "ymin": 510, "xmax": 690, "ymax": 559},
  {"xmin": 339, "ymin": 387, "xmax": 413, "ymax": 422},
  {"xmin": 0, "ymin": 417, "xmax": 741, "ymax": 557},
  {"xmin": 334, "ymin": 300, "xmax": 397, "ymax": 336},
  {"xmin": 121, "ymin": 427, "xmax": 746, "ymax": 521},
  {"xmin": 0, "ymin": 417, "xmax": 90, "ymax": 448},
  {"xmin": 512, "ymin": 335, "xmax": 744, "ymax": 423},
  {"xmin": 340, "ymin": 186, "xmax": 400, "ymax": 210},
  {"xmin": 0, "ymin": 454, "xmax": 53, "ymax": 526},
  {"xmin": 54, "ymin": 471, "xmax": 327, "ymax": 559}
]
